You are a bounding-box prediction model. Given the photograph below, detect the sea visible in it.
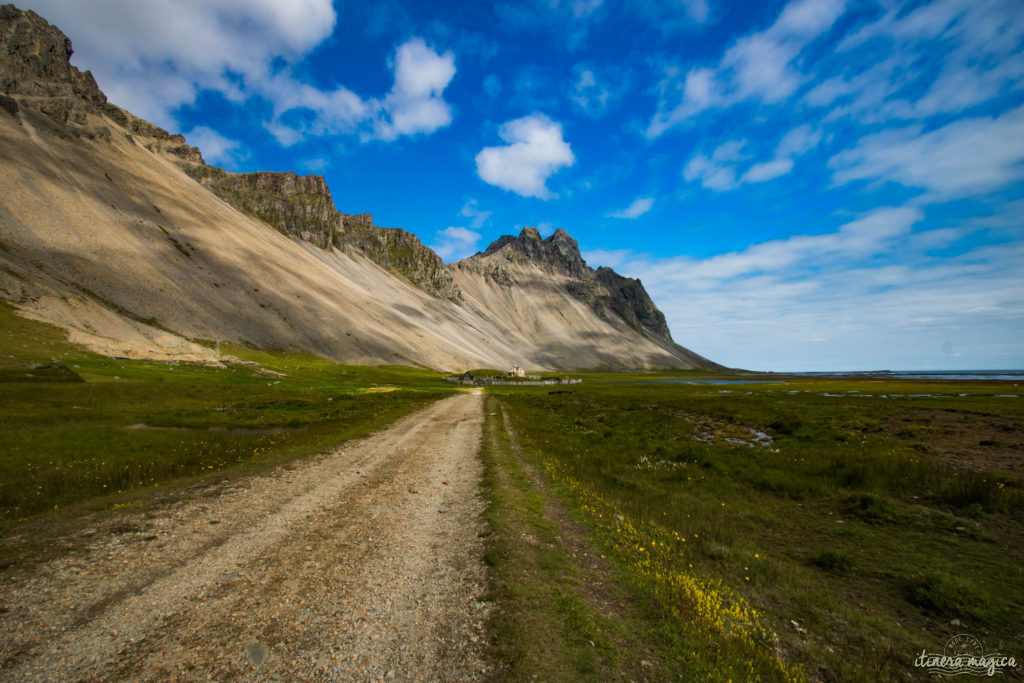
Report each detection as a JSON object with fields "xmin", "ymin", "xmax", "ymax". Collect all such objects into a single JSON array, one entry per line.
[{"xmin": 753, "ymin": 370, "xmax": 1024, "ymax": 381}]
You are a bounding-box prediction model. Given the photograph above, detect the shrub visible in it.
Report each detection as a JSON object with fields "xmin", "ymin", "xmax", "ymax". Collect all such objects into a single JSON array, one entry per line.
[
  {"xmin": 810, "ymin": 549, "xmax": 854, "ymax": 574},
  {"xmin": 901, "ymin": 570, "xmax": 988, "ymax": 621},
  {"xmin": 843, "ymin": 492, "xmax": 901, "ymax": 524}
]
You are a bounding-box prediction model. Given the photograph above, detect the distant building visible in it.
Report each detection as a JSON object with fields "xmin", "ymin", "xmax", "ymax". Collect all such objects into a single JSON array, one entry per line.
[{"xmin": 442, "ymin": 370, "xmax": 580, "ymax": 386}]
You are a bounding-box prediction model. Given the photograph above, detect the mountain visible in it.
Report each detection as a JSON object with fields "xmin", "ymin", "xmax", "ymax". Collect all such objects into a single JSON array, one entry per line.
[
  {"xmin": 453, "ymin": 228, "xmax": 717, "ymax": 369},
  {"xmin": 0, "ymin": 5, "xmax": 719, "ymax": 371}
]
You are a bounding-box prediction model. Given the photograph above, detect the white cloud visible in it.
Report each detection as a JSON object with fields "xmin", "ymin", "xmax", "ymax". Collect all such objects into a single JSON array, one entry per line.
[
  {"xmin": 257, "ymin": 71, "xmax": 369, "ymax": 137},
  {"xmin": 301, "ymin": 157, "xmax": 329, "ymax": 172},
  {"xmin": 571, "ymin": 0, "xmax": 604, "ymax": 19},
  {"xmin": 686, "ymin": 125, "xmax": 821, "ymax": 190},
  {"xmin": 739, "ymin": 124, "xmax": 820, "ymax": 183},
  {"xmin": 570, "ymin": 66, "xmax": 620, "ymax": 117},
  {"xmin": 430, "ymin": 227, "xmax": 481, "ymax": 262},
  {"xmin": 475, "ymin": 114, "xmax": 575, "ymax": 199},
  {"xmin": 684, "ymin": 140, "xmax": 748, "ymax": 191},
  {"xmin": 263, "ymin": 120, "xmax": 305, "ymax": 148},
  {"xmin": 647, "ymin": 0, "xmax": 846, "ymax": 136},
  {"xmin": 460, "ymin": 200, "xmax": 492, "ymax": 229},
  {"xmin": 184, "ymin": 126, "xmax": 244, "ymax": 167},
  {"xmin": 570, "ymin": 63, "xmax": 629, "ymax": 118},
  {"xmin": 740, "ymin": 158, "xmax": 794, "ymax": 184},
  {"xmin": 581, "ymin": 248, "xmax": 632, "ymax": 269},
  {"xmin": 723, "ymin": 33, "xmax": 803, "ymax": 104},
  {"xmin": 812, "ymin": 0, "xmax": 1024, "ymax": 123},
  {"xmin": 669, "ymin": 207, "xmax": 923, "ymax": 283},
  {"xmin": 610, "ymin": 197, "xmax": 654, "ymax": 219},
  {"xmin": 830, "ymin": 105, "xmax": 1024, "ymax": 198},
  {"xmin": 371, "ymin": 38, "xmax": 456, "ymax": 141},
  {"xmin": 804, "ymin": 75, "xmax": 855, "ymax": 107},
  {"xmin": 263, "ymin": 38, "xmax": 455, "ymax": 145},
  {"xmin": 776, "ymin": 124, "xmax": 822, "ymax": 157}
]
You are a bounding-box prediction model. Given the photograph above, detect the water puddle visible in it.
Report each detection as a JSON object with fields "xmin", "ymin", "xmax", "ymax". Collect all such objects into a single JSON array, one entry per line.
[{"xmin": 123, "ymin": 423, "xmax": 306, "ymax": 434}]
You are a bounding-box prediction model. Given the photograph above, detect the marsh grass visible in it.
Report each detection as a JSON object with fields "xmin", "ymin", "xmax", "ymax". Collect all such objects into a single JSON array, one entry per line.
[{"xmin": 490, "ymin": 374, "xmax": 1024, "ymax": 679}]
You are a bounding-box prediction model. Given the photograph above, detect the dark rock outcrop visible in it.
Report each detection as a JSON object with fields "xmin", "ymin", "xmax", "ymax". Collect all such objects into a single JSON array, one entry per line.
[
  {"xmin": 336, "ymin": 213, "xmax": 462, "ymax": 301},
  {"xmin": 594, "ymin": 266, "xmax": 671, "ymax": 341},
  {"xmin": 1, "ymin": 3, "xmax": 105, "ymax": 138},
  {"xmin": 185, "ymin": 165, "xmax": 336, "ymax": 249},
  {"xmin": 480, "ymin": 227, "xmax": 588, "ymax": 277},
  {"xmin": 0, "ymin": 3, "xmax": 204, "ymax": 157},
  {"xmin": 0, "ymin": 5, "xmax": 105, "ymax": 111},
  {"xmin": 105, "ymin": 104, "xmax": 204, "ymax": 162}
]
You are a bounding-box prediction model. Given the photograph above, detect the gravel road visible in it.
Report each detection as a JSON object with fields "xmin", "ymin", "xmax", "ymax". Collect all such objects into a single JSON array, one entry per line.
[{"xmin": 0, "ymin": 391, "xmax": 489, "ymax": 681}]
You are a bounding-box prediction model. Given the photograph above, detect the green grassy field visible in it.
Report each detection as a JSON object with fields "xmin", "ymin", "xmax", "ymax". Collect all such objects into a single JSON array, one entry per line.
[
  {"xmin": 0, "ymin": 303, "xmax": 453, "ymax": 540},
  {"xmin": 485, "ymin": 374, "xmax": 1024, "ymax": 680}
]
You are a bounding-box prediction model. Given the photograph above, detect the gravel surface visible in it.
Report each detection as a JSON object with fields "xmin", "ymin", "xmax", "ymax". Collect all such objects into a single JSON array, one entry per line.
[{"xmin": 0, "ymin": 391, "xmax": 490, "ymax": 681}]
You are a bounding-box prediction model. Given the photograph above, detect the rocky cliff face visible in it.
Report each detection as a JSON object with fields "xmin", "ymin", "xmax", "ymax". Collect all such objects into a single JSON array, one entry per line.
[
  {"xmin": 336, "ymin": 214, "xmax": 462, "ymax": 301},
  {"xmin": 0, "ymin": 5, "xmax": 205, "ymax": 157},
  {"xmin": 463, "ymin": 227, "xmax": 673, "ymax": 340},
  {"xmin": 0, "ymin": 5, "xmax": 104, "ymax": 128},
  {"xmin": 593, "ymin": 266, "xmax": 671, "ymax": 341},
  {"xmin": 185, "ymin": 165, "xmax": 336, "ymax": 249}
]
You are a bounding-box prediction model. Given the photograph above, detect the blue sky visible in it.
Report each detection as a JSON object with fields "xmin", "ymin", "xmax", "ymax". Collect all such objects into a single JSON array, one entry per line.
[{"xmin": 20, "ymin": 0, "xmax": 1024, "ymax": 371}]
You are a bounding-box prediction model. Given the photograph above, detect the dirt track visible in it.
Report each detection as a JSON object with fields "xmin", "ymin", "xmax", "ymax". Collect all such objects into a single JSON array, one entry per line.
[{"xmin": 0, "ymin": 391, "xmax": 489, "ymax": 681}]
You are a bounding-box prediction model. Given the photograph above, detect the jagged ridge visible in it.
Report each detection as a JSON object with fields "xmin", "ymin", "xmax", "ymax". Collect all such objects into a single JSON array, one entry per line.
[
  {"xmin": 0, "ymin": 5, "xmax": 203, "ymax": 159},
  {"xmin": 464, "ymin": 227, "xmax": 673, "ymax": 341}
]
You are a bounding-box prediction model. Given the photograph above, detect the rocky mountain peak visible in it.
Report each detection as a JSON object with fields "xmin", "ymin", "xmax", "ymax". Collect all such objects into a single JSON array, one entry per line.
[
  {"xmin": 546, "ymin": 228, "xmax": 584, "ymax": 267},
  {"xmin": 1, "ymin": 4, "xmax": 204, "ymax": 158},
  {"xmin": 478, "ymin": 226, "xmax": 586, "ymax": 275},
  {"xmin": 0, "ymin": 5, "xmax": 103, "ymax": 104},
  {"xmin": 519, "ymin": 226, "xmax": 542, "ymax": 241},
  {"xmin": 594, "ymin": 266, "xmax": 672, "ymax": 341},
  {"xmin": 1, "ymin": 4, "xmax": 105, "ymax": 131}
]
